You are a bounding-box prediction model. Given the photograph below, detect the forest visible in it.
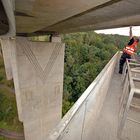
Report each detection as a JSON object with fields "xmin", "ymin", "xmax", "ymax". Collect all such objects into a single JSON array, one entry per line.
[
  {"xmin": 62, "ymin": 31, "xmax": 129, "ymax": 115},
  {"xmin": 0, "ymin": 31, "xmax": 131, "ymax": 139}
]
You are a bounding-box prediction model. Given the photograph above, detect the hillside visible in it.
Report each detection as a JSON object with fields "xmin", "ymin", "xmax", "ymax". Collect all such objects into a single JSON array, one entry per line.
[{"xmin": 62, "ymin": 31, "xmax": 129, "ymax": 114}]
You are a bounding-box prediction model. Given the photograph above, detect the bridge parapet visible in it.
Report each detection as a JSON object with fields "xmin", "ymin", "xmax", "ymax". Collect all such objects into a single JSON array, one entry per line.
[{"xmin": 47, "ymin": 52, "xmax": 119, "ymax": 140}]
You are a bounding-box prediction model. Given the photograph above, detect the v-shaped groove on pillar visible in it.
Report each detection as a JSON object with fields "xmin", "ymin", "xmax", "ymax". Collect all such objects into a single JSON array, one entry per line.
[{"xmin": 18, "ymin": 38, "xmax": 62, "ymax": 83}]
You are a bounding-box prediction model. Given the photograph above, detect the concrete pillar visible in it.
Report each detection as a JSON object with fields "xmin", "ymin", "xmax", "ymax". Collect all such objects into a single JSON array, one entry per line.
[
  {"xmin": 51, "ymin": 36, "xmax": 62, "ymax": 43},
  {"xmin": 0, "ymin": 39, "xmax": 13, "ymax": 80},
  {"xmin": 0, "ymin": 37, "xmax": 65, "ymax": 140}
]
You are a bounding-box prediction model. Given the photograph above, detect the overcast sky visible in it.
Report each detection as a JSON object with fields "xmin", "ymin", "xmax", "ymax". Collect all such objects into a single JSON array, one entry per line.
[{"xmin": 95, "ymin": 26, "xmax": 140, "ymax": 36}]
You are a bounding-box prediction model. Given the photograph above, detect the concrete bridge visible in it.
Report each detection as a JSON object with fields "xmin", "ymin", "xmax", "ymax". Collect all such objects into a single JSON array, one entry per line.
[{"xmin": 0, "ymin": 0, "xmax": 140, "ymax": 140}]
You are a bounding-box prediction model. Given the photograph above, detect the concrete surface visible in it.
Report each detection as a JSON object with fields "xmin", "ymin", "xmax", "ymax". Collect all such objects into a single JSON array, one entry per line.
[
  {"xmin": 83, "ymin": 63, "xmax": 140, "ymax": 140},
  {"xmin": 45, "ymin": 0, "xmax": 140, "ymax": 33},
  {"xmin": 1, "ymin": 0, "xmax": 15, "ymax": 37},
  {"xmin": 0, "ymin": 39, "xmax": 13, "ymax": 80},
  {"xmin": 46, "ymin": 52, "xmax": 118, "ymax": 140},
  {"xmin": 1, "ymin": 0, "xmax": 140, "ymax": 35},
  {"xmin": 1, "ymin": 37, "xmax": 65, "ymax": 140},
  {"xmin": 47, "ymin": 53, "xmax": 140, "ymax": 140},
  {"xmin": 15, "ymin": 0, "xmax": 110, "ymax": 33},
  {"xmin": 13, "ymin": 0, "xmax": 140, "ymax": 34}
]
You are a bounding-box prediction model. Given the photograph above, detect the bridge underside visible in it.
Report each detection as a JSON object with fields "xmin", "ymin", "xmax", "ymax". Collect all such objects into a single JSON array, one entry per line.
[{"xmin": 1, "ymin": 0, "xmax": 140, "ymax": 36}]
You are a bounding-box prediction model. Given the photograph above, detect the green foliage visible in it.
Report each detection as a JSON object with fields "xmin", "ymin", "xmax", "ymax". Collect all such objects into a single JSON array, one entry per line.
[
  {"xmin": 0, "ymin": 136, "xmax": 20, "ymax": 140},
  {"xmin": 0, "ymin": 31, "xmax": 130, "ymax": 128},
  {"xmin": 0, "ymin": 89, "xmax": 23, "ymax": 132},
  {"xmin": 62, "ymin": 100, "xmax": 74, "ymax": 116},
  {"xmin": 0, "ymin": 56, "xmax": 14, "ymax": 89},
  {"xmin": 62, "ymin": 31, "xmax": 129, "ymax": 115},
  {"xmin": 29, "ymin": 35, "xmax": 49, "ymax": 41},
  {"xmin": 0, "ymin": 54, "xmax": 23, "ymax": 134},
  {"xmin": 0, "ymin": 136, "xmax": 22, "ymax": 140},
  {"xmin": 0, "ymin": 56, "xmax": 6, "ymax": 81}
]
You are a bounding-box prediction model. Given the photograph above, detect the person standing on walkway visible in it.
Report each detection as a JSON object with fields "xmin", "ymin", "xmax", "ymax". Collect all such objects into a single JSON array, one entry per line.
[{"xmin": 119, "ymin": 27, "xmax": 140, "ymax": 74}]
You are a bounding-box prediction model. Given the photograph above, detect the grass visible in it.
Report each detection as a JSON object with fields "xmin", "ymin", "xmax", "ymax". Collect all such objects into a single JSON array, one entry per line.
[
  {"xmin": 0, "ymin": 55, "xmax": 24, "ymax": 139},
  {"xmin": 0, "ymin": 89, "xmax": 23, "ymax": 133},
  {"xmin": 0, "ymin": 56, "xmax": 14, "ymax": 88},
  {"xmin": 0, "ymin": 136, "xmax": 21, "ymax": 140}
]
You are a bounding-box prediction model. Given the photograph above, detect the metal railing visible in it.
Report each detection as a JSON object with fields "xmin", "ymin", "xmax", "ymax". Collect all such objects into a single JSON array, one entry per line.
[{"xmin": 118, "ymin": 59, "xmax": 140, "ymax": 138}]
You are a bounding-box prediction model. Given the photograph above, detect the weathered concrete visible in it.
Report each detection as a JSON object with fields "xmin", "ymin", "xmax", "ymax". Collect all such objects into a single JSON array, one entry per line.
[
  {"xmin": 1, "ymin": 0, "xmax": 140, "ymax": 36},
  {"xmin": 15, "ymin": 0, "xmax": 110, "ymax": 33},
  {"xmin": 0, "ymin": 39, "xmax": 13, "ymax": 80},
  {"xmin": 1, "ymin": 0, "xmax": 140, "ymax": 35},
  {"xmin": 0, "ymin": 37, "xmax": 65, "ymax": 140},
  {"xmin": 47, "ymin": 53, "xmax": 140, "ymax": 140},
  {"xmin": 12, "ymin": 0, "xmax": 140, "ymax": 34},
  {"xmin": 1, "ymin": 0, "xmax": 15, "ymax": 37},
  {"xmin": 46, "ymin": 0, "xmax": 140, "ymax": 33},
  {"xmin": 46, "ymin": 52, "xmax": 118, "ymax": 140}
]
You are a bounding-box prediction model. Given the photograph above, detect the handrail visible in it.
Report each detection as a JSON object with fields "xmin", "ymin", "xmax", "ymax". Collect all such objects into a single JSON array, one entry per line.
[
  {"xmin": 126, "ymin": 60, "xmax": 135, "ymax": 89},
  {"xmin": 118, "ymin": 58, "xmax": 140, "ymax": 138}
]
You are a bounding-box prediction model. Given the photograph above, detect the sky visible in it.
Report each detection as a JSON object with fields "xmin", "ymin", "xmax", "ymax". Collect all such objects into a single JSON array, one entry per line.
[{"xmin": 95, "ymin": 26, "xmax": 140, "ymax": 36}]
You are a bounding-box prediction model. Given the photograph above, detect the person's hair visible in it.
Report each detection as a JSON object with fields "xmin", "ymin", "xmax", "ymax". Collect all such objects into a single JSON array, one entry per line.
[
  {"xmin": 133, "ymin": 36, "xmax": 139, "ymax": 42},
  {"xmin": 135, "ymin": 37, "xmax": 139, "ymax": 42}
]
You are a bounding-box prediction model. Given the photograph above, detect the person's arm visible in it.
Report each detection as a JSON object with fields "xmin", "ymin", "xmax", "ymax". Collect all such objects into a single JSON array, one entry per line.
[
  {"xmin": 128, "ymin": 38, "xmax": 134, "ymax": 46},
  {"xmin": 128, "ymin": 26, "xmax": 134, "ymax": 46},
  {"xmin": 129, "ymin": 26, "xmax": 132, "ymax": 38}
]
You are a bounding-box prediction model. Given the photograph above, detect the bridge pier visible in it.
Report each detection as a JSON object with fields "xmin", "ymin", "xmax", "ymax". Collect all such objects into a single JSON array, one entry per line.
[{"xmin": 0, "ymin": 36, "xmax": 65, "ymax": 140}]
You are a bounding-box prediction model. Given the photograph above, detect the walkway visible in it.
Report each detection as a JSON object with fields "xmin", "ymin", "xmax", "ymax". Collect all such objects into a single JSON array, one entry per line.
[{"xmin": 83, "ymin": 64, "xmax": 140, "ymax": 140}]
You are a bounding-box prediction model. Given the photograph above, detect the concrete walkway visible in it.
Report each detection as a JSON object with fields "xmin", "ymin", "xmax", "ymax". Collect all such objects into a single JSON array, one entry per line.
[{"xmin": 83, "ymin": 65, "xmax": 140, "ymax": 140}]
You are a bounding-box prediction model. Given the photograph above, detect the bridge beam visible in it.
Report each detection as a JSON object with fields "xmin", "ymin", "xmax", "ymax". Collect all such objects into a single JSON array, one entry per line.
[{"xmin": 0, "ymin": 36, "xmax": 65, "ymax": 140}]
